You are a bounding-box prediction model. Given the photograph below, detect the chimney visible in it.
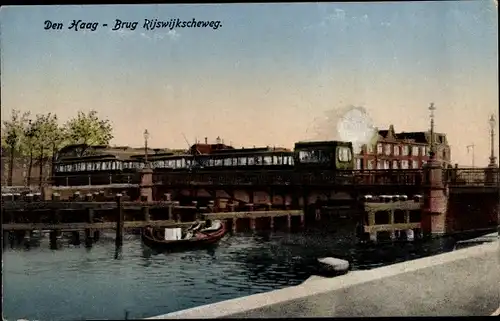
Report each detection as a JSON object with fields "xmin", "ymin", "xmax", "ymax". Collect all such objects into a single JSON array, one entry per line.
[{"xmin": 205, "ymin": 137, "xmax": 208, "ymax": 144}]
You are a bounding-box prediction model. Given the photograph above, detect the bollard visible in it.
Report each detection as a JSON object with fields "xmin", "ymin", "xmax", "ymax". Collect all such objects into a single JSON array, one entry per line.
[
  {"xmin": 85, "ymin": 193, "xmax": 93, "ymax": 202},
  {"xmin": 266, "ymin": 202, "xmax": 272, "ymax": 211},
  {"xmin": 164, "ymin": 193, "xmax": 171, "ymax": 202},
  {"xmin": 13, "ymin": 193, "xmax": 21, "ymax": 201},
  {"xmin": 99, "ymin": 190, "xmax": 105, "ymax": 200},
  {"xmin": 73, "ymin": 191, "xmax": 81, "ymax": 201},
  {"xmin": 115, "ymin": 193, "xmax": 124, "ymax": 247}
]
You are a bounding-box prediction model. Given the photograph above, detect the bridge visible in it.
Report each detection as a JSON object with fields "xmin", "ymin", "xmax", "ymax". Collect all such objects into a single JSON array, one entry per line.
[{"xmin": 48, "ymin": 167, "xmax": 497, "ymax": 189}]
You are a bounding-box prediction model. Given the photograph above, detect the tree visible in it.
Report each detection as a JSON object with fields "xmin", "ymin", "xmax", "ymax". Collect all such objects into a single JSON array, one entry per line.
[
  {"xmin": 29, "ymin": 113, "xmax": 66, "ymax": 187},
  {"xmin": 22, "ymin": 119, "xmax": 37, "ymax": 186},
  {"xmin": 1, "ymin": 109, "xmax": 30, "ymax": 186},
  {"xmin": 65, "ymin": 110, "xmax": 113, "ymax": 156}
]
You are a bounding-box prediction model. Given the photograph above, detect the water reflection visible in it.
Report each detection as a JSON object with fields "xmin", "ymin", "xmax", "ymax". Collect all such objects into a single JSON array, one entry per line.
[{"xmin": 3, "ymin": 230, "xmax": 468, "ymax": 321}]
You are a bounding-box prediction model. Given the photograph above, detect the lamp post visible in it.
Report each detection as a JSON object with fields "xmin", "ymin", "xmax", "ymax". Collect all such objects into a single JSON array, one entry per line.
[
  {"xmin": 428, "ymin": 102, "xmax": 436, "ymax": 160},
  {"xmin": 143, "ymin": 129, "xmax": 150, "ymax": 164},
  {"xmin": 488, "ymin": 115, "xmax": 496, "ymax": 167}
]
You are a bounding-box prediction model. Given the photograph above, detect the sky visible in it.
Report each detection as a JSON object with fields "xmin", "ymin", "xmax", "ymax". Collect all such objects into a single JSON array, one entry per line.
[{"xmin": 1, "ymin": 2, "xmax": 498, "ymax": 166}]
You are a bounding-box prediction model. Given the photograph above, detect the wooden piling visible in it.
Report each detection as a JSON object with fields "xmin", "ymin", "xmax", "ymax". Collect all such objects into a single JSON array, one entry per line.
[
  {"xmin": 250, "ymin": 218, "xmax": 256, "ymax": 231},
  {"xmin": 287, "ymin": 214, "xmax": 292, "ymax": 229},
  {"xmin": 115, "ymin": 193, "xmax": 124, "ymax": 247},
  {"xmin": 49, "ymin": 230, "xmax": 58, "ymax": 250},
  {"xmin": 270, "ymin": 217, "xmax": 274, "ymax": 230},
  {"xmin": 232, "ymin": 218, "xmax": 238, "ymax": 233},
  {"xmin": 85, "ymin": 208, "xmax": 94, "ymax": 248},
  {"xmin": 72, "ymin": 231, "xmax": 81, "ymax": 245},
  {"xmin": 300, "ymin": 213, "xmax": 305, "ymax": 227},
  {"xmin": 142, "ymin": 206, "xmax": 150, "ymax": 222}
]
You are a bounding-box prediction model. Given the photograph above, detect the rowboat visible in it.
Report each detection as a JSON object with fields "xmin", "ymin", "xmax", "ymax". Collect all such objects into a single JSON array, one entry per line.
[{"xmin": 141, "ymin": 220, "xmax": 226, "ymax": 252}]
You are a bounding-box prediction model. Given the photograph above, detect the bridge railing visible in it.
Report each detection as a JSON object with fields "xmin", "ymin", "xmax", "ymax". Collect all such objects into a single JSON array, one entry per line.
[
  {"xmin": 444, "ymin": 167, "xmax": 499, "ymax": 186},
  {"xmin": 30, "ymin": 168, "xmax": 500, "ymax": 188}
]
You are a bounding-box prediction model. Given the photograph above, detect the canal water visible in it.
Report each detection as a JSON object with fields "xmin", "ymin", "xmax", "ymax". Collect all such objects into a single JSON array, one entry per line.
[{"xmin": 3, "ymin": 227, "xmax": 463, "ymax": 321}]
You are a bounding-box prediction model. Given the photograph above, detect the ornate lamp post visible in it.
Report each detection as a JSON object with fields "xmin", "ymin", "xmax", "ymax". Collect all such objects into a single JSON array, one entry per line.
[
  {"xmin": 428, "ymin": 102, "xmax": 436, "ymax": 160},
  {"xmin": 143, "ymin": 129, "xmax": 150, "ymax": 164},
  {"xmin": 488, "ymin": 115, "xmax": 496, "ymax": 167}
]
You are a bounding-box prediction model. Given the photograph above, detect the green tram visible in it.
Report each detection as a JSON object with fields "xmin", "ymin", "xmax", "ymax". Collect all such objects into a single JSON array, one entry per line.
[{"xmin": 52, "ymin": 140, "xmax": 355, "ymax": 186}]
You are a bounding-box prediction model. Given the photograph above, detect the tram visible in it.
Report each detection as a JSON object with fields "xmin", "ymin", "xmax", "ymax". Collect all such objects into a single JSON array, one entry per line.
[{"xmin": 52, "ymin": 140, "xmax": 355, "ymax": 185}]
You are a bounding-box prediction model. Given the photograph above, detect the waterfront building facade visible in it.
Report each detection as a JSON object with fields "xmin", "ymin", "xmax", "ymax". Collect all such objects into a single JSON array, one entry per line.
[{"xmin": 354, "ymin": 125, "xmax": 451, "ymax": 170}]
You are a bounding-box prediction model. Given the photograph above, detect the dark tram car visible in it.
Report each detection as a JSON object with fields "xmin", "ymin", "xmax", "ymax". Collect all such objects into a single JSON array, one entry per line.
[
  {"xmin": 293, "ymin": 140, "xmax": 354, "ymax": 171},
  {"xmin": 53, "ymin": 155, "xmax": 144, "ymax": 186},
  {"xmin": 198, "ymin": 147, "xmax": 294, "ymax": 171}
]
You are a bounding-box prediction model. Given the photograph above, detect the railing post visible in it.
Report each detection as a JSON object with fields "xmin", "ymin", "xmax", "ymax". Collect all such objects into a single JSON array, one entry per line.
[
  {"xmin": 88, "ymin": 174, "xmax": 91, "ymax": 186},
  {"xmin": 66, "ymin": 176, "xmax": 69, "ymax": 186},
  {"xmin": 109, "ymin": 174, "xmax": 112, "ymax": 185}
]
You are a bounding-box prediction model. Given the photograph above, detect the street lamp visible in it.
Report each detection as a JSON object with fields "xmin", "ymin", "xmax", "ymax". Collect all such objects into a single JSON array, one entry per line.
[
  {"xmin": 428, "ymin": 102, "xmax": 436, "ymax": 160},
  {"xmin": 143, "ymin": 129, "xmax": 150, "ymax": 164},
  {"xmin": 488, "ymin": 115, "xmax": 496, "ymax": 166}
]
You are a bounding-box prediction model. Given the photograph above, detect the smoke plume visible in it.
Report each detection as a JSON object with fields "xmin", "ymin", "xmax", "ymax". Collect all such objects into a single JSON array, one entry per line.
[{"xmin": 304, "ymin": 105, "xmax": 378, "ymax": 153}]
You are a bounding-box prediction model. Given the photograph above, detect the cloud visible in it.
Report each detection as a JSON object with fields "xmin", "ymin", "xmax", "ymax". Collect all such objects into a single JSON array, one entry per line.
[
  {"xmin": 139, "ymin": 29, "xmax": 181, "ymax": 41},
  {"xmin": 303, "ymin": 8, "xmax": 369, "ymax": 31}
]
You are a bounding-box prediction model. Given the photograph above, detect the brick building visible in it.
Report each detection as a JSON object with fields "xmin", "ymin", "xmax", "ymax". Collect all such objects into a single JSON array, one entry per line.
[{"xmin": 355, "ymin": 125, "xmax": 451, "ymax": 170}]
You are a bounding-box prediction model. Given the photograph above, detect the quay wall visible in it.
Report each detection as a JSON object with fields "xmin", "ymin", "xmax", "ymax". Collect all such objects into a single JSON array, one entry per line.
[{"xmin": 147, "ymin": 240, "xmax": 499, "ymax": 318}]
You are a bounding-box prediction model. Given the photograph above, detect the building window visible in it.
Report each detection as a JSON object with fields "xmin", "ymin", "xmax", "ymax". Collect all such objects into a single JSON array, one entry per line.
[
  {"xmin": 402, "ymin": 145, "xmax": 409, "ymax": 156},
  {"xmin": 377, "ymin": 143, "xmax": 383, "ymax": 155},
  {"xmin": 401, "ymin": 160, "xmax": 409, "ymax": 169},
  {"xmin": 384, "ymin": 160, "xmax": 390, "ymax": 169},
  {"xmin": 384, "ymin": 144, "xmax": 391, "ymax": 156},
  {"xmin": 356, "ymin": 158, "xmax": 362, "ymax": 170},
  {"xmin": 367, "ymin": 144, "xmax": 374, "ymax": 154},
  {"xmin": 420, "ymin": 146, "xmax": 426, "ymax": 157},
  {"xmin": 377, "ymin": 161, "xmax": 382, "ymax": 169},
  {"xmin": 412, "ymin": 146, "xmax": 419, "ymax": 156},
  {"xmin": 412, "ymin": 160, "xmax": 419, "ymax": 169},
  {"xmin": 392, "ymin": 160, "xmax": 398, "ymax": 169},
  {"xmin": 394, "ymin": 146, "xmax": 400, "ymax": 156},
  {"xmin": 367, "ymin": 160, "xmax": 374, "ymax": 170}
]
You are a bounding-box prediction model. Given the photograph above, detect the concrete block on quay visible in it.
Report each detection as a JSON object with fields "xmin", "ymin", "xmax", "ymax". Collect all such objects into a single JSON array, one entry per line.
[{"xmin": 146, "ymin": 240, "xmax": 499, "ymax": 319}]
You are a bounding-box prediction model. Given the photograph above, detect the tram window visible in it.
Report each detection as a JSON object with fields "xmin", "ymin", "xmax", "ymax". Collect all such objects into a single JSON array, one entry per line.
[
  {"xmin": 238, "ymin": 157, "xmax": 247, "ymax": 166},
  {"xmin": 223, "ymin": 158, "xmax": 232, "ymax": 166},
  {"xmin": 273, "ymin": 156, "xmax": 281, "ymax": 165},
  {"xmin": 337, "ymin": 147, "xmax": 353, "ymax": 163},
  {"xmin": 232, "ymin": 158, "xmax": 238, "ymax": 166},
  {"xmin": 248, "ymin": 157, "xmax": 255, "ymax": 165},
  {"xmin": 290, "ymin": 157, "xmax": 294, "ymax": 165},
  {"xmin": 263, "ymin": 156, "xmax": 272, "ymax": 165},
  {"xmin": 254, "ymin": 156, "xmax": 262, "ymax": 165},
  {"xmin": 214, "ymin": 158, "xmax": 223, "ymax": 167}
]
